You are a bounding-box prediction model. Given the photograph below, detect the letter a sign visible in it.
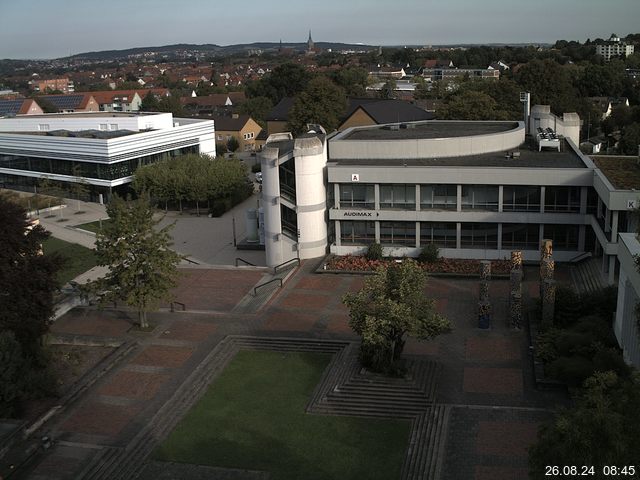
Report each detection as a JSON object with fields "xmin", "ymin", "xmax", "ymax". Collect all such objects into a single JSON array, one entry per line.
[{"xmin": 351, "ymin": 173, "xmax": 360, "ymax": 182}]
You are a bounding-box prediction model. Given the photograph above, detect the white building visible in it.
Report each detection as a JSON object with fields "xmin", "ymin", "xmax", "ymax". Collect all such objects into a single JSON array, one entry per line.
[
  {"xmin": 614, "ymin": 233, "xmax": 640, "ymax": 367},
  {"xmin": 595, "ymin": 34, "xmax": 635, "ymax": 61},
  {"xmin": 0, "ymin": 112, "xmax": 215, "ymax": 201}
]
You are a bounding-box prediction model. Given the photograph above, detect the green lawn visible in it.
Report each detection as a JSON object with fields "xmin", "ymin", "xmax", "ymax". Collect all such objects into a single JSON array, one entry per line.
[
  {"xmin": 74, "ymin": 219, "xmax": 111, "ymax": 233},
  {"xmin": 155, "ymin": 350, "xmax": 410, "ymax": 480},
  {"xmin": 42, "ymin": 237, "xmax": 98, "ymax": 285}
]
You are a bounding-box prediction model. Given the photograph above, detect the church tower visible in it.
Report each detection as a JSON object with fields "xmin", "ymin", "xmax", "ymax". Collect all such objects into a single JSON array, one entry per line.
[{"xmin": 307, "ymin": 30, "xmax": 314, "ymax": 53}]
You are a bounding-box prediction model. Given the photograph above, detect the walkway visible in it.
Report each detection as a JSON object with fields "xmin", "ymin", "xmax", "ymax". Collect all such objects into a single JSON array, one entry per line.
[{"xmin": 11, "ymin": 261, "xmax": 569, "ymax": 480}]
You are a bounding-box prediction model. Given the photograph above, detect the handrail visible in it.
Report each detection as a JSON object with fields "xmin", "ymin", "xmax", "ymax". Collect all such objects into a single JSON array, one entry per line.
[
  {"xmin": 273, "ymin": 257, "xmax": 300, "ymax": 274},
  {"xmin": 170, "ymin": 301, "xmax": 186, "ymax": 312},
  {"xmin": 235, "ymin": 257, "xmax": 256, "ymax": 267},
  {"xmin": 254, "ymin": 278, "xmax": 283, "ymax": 295},
  {"xmin": 568, "ymin": 251, "xmax": 592, "ymax": 263}
]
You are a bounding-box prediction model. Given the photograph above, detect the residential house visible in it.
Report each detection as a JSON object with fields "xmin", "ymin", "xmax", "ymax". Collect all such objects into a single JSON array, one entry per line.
[
  {"xmin": 181, "ymin": 92, "xmax": 246, "ymax": 116},
  {"xmin": 32, "ymin": 78, "xmax": 74, "ymax": 93},
  {"xmin": 338, "ymin": 98, "xmax": 434, "ymax": 131},
  {"xmin": 588, "ymin": 97, "xmax": 630, "ymax": 120},
  {"xmin": 213, "ymin": 114, "xmax": 262, "ymax": 152},
  {"xmin": 0, "ymin": 99, "xmax": 44, "ymax": 116},
  {"xmin": 36, "ymin": 93, "xmax": 99, "ymax": 113},
  {"xmin": 90, "ymin": 90, "xmax": 143, "ymax": 112}
]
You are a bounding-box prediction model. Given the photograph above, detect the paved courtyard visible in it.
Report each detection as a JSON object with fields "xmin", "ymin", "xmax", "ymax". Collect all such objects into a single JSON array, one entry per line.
[{"xmin": 18, "ymin": 262, "xmax": 567, "ymax": 480}]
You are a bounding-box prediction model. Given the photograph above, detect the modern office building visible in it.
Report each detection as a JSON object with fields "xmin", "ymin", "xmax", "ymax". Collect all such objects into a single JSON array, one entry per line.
[
  {"xmin": 260, "ymin": 107, "xmax": 640, "ymax": 287},
  {"xmin": 0, "ymin": 112, "xmax": 215, "ymax": 201}
]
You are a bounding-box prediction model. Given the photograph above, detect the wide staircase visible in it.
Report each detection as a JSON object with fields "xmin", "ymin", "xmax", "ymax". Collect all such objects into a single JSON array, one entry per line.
[{"xmin": 569, "ymin": 257, "xmax": 608, "ymax": 294}]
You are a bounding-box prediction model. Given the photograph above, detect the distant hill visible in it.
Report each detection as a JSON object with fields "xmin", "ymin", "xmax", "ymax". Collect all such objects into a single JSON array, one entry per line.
[{"xmin": 65, "ymin": 42, "xmax": 379, "ymax": 61}]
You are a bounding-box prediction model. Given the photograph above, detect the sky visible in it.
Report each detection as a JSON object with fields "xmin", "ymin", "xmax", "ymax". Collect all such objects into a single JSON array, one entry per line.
[{"xmin": 0, "ymin": 0, "xmax": 639, "ymax": 59}]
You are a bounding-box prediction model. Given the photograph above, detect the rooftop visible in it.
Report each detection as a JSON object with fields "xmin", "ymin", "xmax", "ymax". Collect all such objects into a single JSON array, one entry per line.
[
  {"xmin": 331, "ymin": 139, "xmax": 586, "ymax": 168},
  {"xmin": 342, "ymin": 121, "xmax": 518, "ymax": 141},
  {"xmin": 2, "ymin": 129, "xmax": 138, "ymax": 139},
  {"xmin": 592, "ymin": 155, "xmax": 640, "ymax": 190}
]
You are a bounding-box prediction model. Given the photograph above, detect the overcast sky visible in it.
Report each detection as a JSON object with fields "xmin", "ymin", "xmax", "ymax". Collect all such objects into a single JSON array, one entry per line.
[{"xmin": 1, "ymin": 0, "xmax": 638, "ymax": 59}]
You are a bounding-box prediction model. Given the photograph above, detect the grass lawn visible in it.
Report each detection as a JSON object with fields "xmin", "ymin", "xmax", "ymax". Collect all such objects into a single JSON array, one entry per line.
[
  {"xmin": 74, "ymin": 219, "xmax": 111, "ymax": 233},
  {"xmin": 42, "ymin": 237, "xmax": 98, "ymax": 285},
  {"xmin": 155, "ymin": 350, "xmax": 410, "ymax": 480}
]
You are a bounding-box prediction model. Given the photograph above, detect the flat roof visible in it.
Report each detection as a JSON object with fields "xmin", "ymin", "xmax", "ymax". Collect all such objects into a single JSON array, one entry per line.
[
  {"xmin": 1, "ymin": 129, "xmax": 138, "ymax": 139},
  {"xmin": 342, "ymin": 121, "xmax": 519, "ymax": 141},
  {"xmin": 0, "ymin": 112, "xmax": 162, "ymax": 120},
  {"xmin": 592, "ymin": 155, "xmax": 640, "ymax": 190},
  {"xmin": 330, "ymin": 139, "xmax": 586, "ymax": 168}
]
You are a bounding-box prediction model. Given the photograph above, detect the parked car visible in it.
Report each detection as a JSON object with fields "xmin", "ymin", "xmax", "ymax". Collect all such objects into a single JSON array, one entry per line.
[{"xmin": 255, "ymin": 172, "xmax": 262, "ymax": 183}]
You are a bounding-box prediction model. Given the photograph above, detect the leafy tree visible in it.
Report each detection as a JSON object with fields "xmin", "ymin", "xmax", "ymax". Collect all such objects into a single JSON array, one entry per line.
[
  {"xmin": 158, "ymin": 93, "xmax": 184, "ymax": 116},
  {"xmin": 333, "ymin": 66, "xmax": 370, "ymax": 97},
  {"xmin": 619, "ymin": 123, "xmax": 640, "ymax": 155},
  {"xmin": 342, "ymin": 260, "xmax": 451, "ymax": 373},
  {"xmin": 91, "ymin": 194, "xmax": 182, "ymax": 328},
  {"xmin": 34, "ymin": 96, "xmax": 58, "ymax": 113},
  {"xmin": 514, "ymin": 58, "xmax": 578, "ymax": 114},
  {"xmin": 238, "ymin": 96, "xmax": 273, "ymax": 128},
  {"xmin": 379, "ymin": 78, "xmax": 397, "ymax": 99},
  {"xmin": 140, "ymin": 91, "xmax": 160, "ymax": 111},
  {"xmin": 287, "ymin": 76, "xmax": 347, "ymax": 134},
  {"xmin": 529, "ymin": 371, "xmax": 640, "ymax": 477},
  {"xmin": 245, "ymin": 63, "xmax": 311, "ymax": 104},
  {"xmin": 0, "ymin": 195, "xmax": 61, "ymax": 356},
  {"xmin": 227, "ymin": 135, "xmax": 240, "ymax": 153},
  {"xmin": 437, "ymin": 90, "xmax": 507, "ymax": 120}
]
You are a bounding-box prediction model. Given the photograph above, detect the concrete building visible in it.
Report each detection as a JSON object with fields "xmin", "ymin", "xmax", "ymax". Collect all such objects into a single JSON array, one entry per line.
[
  {"xmin": 0, "ymin": 112, "xmax": 215, "ymax": 201},
  {"xmin": 32, "ymin": 78, "xmax": 75, "ymax": 93},
  {"xmin": 595, "ymin": 34, "xmax": 635, "ymax": 61}
]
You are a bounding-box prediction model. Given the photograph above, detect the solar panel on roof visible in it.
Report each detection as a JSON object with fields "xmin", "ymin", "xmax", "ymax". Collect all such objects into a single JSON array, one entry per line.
[
  {"xmin": 42, "ymin": 95, "xmax": 84, "ymax": 109},
  {"xmin": 0, "ymin": 100, "xmax": 24, "ymax": 115}
]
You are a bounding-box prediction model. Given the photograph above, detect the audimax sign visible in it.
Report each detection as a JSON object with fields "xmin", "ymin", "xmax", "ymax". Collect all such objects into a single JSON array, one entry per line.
[{"xmin": 342, "ymin": 211, "xmax": 378, "ymax": 217}]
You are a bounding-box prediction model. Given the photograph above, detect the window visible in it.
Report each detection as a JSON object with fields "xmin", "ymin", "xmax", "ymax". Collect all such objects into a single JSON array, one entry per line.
[
  {"xmin": 217, "ymin": 135, "xmax": 223, "ymax": 141},
  {"xmin": 341, "ymin": 221, "xmax": 376, "ymax": 245},
  {"xmin": 99, "ymin": 124, "xmax": 108, "ymax": 131},
  {"xmin": 380, "ymin": 222, "xmax": 415, "ymax": 246},
  {"xmin": 543, "ymin": 224, "xmax": 579, "ymax": 250},
  {"xmin": 380, "ymin": 184, "xmax": 415, "ymax": 210},
  {"xmin": 38, "ymin": 124, "xmax": 49, "ymax": 131},
  {"xmin": 281, "ymin": 205, "xmax": 298, "ymax": 240},
  {"xmin": 340, "ymin": 184, "xmax": 375, "ymax": 209},
  {"xmin": 461, "ymin": 185, "xmax": 498, "ymax": 211},
  {"xmin": 420, "ymin": 222, "xmax": 456, "ymax": 248},
  {"xmin": 420, "ymin": 184, "xmax": 457, "ymax": 210},
  {"xmin": 461, "ymin": 223, "xmax": 498, "ymax": 249},
  {"xmin": 544, "ymin": 186, "xmax": 580, "ymax": 213},
  {"xmin": 109, "ymin": 123, "xmax": 118, "ymax": 130},
  {"xmin": 279, "ymin": 159, "xmax": 296, "ymax": 202},
  {"xmin": 502, "ymin": 223, "xmax": 539, "ymax": 250},
  {"xmin": 503, "ymin": 186, "xmax": 541, "ymax": 212}
]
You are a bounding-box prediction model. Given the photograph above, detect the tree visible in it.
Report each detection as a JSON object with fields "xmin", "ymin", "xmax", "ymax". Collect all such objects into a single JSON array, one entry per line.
[
  {"xmin": 238, "ymin": 96, "xmax": 273, "ymax": 128},
  {"xmin": 437, "ymin": 90, "xmax": 506, "ymax": 120},
  {"xmin": 0, "ymin": 196, "xmax": 61, "ymax": 356},
  {"xmin": 619, "ymin": 122, "xmax": 640, "ymax": 155},
  {"xmin": 140, "ymin": 91, "xmax": 160, "ymax": 112},
  {"xmin": 529, "ymin": 371, "xmax": 640, "ymax": 478},
  {"xmin": 333, "ymin": 66, "xmax": 370, "ymax": 97},
  {"xmin": 245, "ymin": 63, "xmax": 311, "ymax": 104},
  {"xmin": 287, "ymin": 76, "xmax": 347, "ymax": 134},
  {"xmin": 91, "ymin": 194, "xmax": 182, "ymax": 328},
  {"xmin": 514, "ymin": 58, "xmax": 578, "ymax": 114},
  {"xmin": 342, "ymin": 260, "xmax": 451, "ymax": 373},
  {"xmin": 70, "ymin": 164, "xmax": 90, "ymax": 211},
  {"xmin": 379, "ymin": 78, "xmax": 397, "ymax": 99},
  {"xmin": 227, "ymin": 135, "xmax": 240, "ymax": 153}
]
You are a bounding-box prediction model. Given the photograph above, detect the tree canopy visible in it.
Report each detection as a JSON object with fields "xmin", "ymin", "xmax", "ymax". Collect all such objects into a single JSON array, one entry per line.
[
  {"xmin": 91, "ymin": 194, "xmax": 182, "ymax": 328},
  {"xmin": 343, "ymin": 260, "xmax": 451, "ymax": 373},
  {"xmin": 287, "ymin": 76, "xmax": 347, "ymax": 134}
]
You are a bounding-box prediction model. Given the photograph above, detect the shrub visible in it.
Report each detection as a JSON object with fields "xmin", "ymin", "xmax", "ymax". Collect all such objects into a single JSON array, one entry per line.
[
  {"xmin": 365, "ymin": 243, "xmax": 384, "ymax": 261},
  {"xmin": 418, "ymin": 243, "xmax": 440, "ymax": 263},
  {"xmin": 547, "ymin": 356, "xmax": 594, "ymax": 387}
]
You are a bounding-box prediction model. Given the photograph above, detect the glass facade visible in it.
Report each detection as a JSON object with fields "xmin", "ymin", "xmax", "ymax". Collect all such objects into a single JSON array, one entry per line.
[
  {"xmin": 380, "ymin": 221, "xmax": 416, "ymax": 246},
  {"xmin": 341, "ymin": 221, "xmax": 375, "ymax": 245},
  {"xmin": 461, "ymin": 223, "xmax": 499, "ymax": 248},
  {"xmin": 380, "ymin": 184, "xmax": 415, "ymax": 210},
  {"xmin": 543, "ymin": 224, "xmax": 579, "ymax": 250},
  {"xmin": 278, "ymin": 160, "xmax": 296, "ymax": 203},
  {"xmin": 503, "ymin": 186, "xmax": 541, "ymax": 212},
  {"xmin": 340, "ymin": 184, "xmax": 375, "ymax": 209},
  {"xmin": 420, "ymin": 184, "xmax": 457, "ymax": 210},
  {"xmin": 461, "ymin": 185, "xmax": 499, "ymax": 211},
  {"xmin": 280, "ymin": 204, "xmax": 298, "ymax": 240},
  {"xmin": 502, "ymin": 223, "xmax": 540, "ymax": 250},
  {"xmin": 420, "ymin": 222, "xmax": 457, "ymax": 248},
  {"xmin": 0, "ymin": 146, "xmax": 198, "ymax": 181},
  {"xmin": 544, "ymin": 186, "xmax": 581, "ymax": 213}
]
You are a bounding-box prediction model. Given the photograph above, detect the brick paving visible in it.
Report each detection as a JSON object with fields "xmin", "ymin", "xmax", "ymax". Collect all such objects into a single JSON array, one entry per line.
[{"xmin": 23, "ymin": 262, "xmax": 572, "ymax": 480}]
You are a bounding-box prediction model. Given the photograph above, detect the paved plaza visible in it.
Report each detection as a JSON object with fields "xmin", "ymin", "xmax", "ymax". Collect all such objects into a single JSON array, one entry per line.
[{"xmin": 10, "ymin": 259, "xmax": 569, "ymax": 480}]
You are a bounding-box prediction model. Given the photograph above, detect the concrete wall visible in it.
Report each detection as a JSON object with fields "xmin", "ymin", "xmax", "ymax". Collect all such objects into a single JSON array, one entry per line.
[
  {"xmin": 614, "ymin": 233, "xmax": 640, "ymax": 367},
  {"xmin": 0, "ymin": 112, "xmax": 175, "ymax": 132},
  {"xmin": 529, "ymin": 105, "xmax": 581, "ymax": 146}
]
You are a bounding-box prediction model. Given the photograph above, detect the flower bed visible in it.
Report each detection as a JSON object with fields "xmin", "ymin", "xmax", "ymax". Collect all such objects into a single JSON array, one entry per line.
[{"xmin": 324, "ymin": 255, "xmax": 511, "ymax": 276}]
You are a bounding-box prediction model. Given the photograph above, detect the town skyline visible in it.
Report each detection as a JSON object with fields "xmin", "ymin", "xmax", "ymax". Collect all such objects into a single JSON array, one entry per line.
[{"xmin": 1, "ymin": 0, "xmax": 639, "ymax": 60}]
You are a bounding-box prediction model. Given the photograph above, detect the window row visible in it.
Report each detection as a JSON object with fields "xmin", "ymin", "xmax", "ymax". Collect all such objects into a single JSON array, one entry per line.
[
  {"xmin": 336, "ymin": 184, "xmax": 583, "ymax": 213},
  {"xmin": 0, "ymin": 146, "xmax": 198, "ymax": 181},
  {"xmin": 340, "ymin": 221, "xmax": 580, "ymax": 250}
]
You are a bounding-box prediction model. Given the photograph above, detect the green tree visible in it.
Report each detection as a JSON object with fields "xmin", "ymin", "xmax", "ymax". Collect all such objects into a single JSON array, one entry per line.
[
  {"xmin": 287, "ymin": 76, "xmax": 347, "ymax": 134},
  {"xmin": 245, "ymin": 63, "xmax": 311, "ymax": 104},
  {"xmin": 514, "ymin": 58, "xmax": 578, "ymax": 114},
  {"xmin": 140, "ymin": 91, "xmax": 160, "ymax": 111},
  {"xmin": 238, "ymin": 96, "xmax": 273, "ymax": 128},
  {"xmin": 342, "ymin": 260, "xmax": 451, "ymax": 373},
  {"xmin": 333, "ymin": 66, "xmax": 370, "ymax": 97},
  {"xmin": 158, "ymin": 93, "xmax": 184, "ymax": 116},
  {"xmin": 91, "ymin": 194, "xmax": 182, "ymax": 328},
  {"xmin": 227, "ymin": 135, "xmax": 240, "ymax": 153},
  {"xmin": 437, "ymin": 90, "xmax": 507, "ymax": 120},
  {"xmin": 529, "ymin": 371, "xmax": 640, "ymax": 478},
  {"xmin": 619, "ymin": 122, "xmax": 640, "ymax": 155},
  {"xmin": 379, "ymin": 78, "xmax": 397, "ymax": 99},
  {"xmin": 0, "ymin": 196, "xmax": 61, "ymax": 356},
  {"xmin": 70, "ymin": 164, "xmax": 90, "ymax": 211}
]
